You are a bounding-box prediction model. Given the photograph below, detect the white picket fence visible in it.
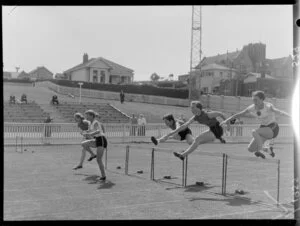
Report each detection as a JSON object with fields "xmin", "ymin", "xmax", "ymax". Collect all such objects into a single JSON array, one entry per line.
[{"xmin": 4, "ymin": 122, "xmax": 294, "ymax": 146}]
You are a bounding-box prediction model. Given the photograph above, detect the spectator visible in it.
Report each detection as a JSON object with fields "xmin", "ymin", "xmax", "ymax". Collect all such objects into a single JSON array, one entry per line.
[
  {"xmin": 9, "ymin": 95, "xmax": 16, "ymax": 104},
  {"xmin": 120, "ymin": 90, "xmax": 125, "ymax": 104},
  {"xmin": 130, "ymin": 114, "xmax": 138, "ymax": 136},
  {"xmin": 44, "ymin": 115, "xmax": 53, "ymax": 139},
  {"xmin": 21, "ymin": 94, "xmax": 27, "ymax": 104},
  {"xmin": 51, "ymin": 95, "xmax": 59, "ymax": 105},
  {"xmin": 137, "ymin": 114, "xmax": 147, "ymax": 136}
]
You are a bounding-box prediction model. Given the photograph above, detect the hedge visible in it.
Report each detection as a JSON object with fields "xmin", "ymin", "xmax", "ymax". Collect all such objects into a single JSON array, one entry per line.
[
  {"xmin": 3, "ymin": 78, "xmax": 33, "ymax": 83},
  {"xmin": 50, "ymin": 79, "xmax": 189, "ymax": 99}
]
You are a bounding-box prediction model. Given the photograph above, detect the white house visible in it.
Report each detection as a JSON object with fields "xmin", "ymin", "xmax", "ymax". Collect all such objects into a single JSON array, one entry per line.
[
  {"xmin": 196, "ymin": 63, "xmax": 238, "ymax": 94},
  {"xmin": 63, "ymin": 53, "xmax": 134, "ymax": 84}
]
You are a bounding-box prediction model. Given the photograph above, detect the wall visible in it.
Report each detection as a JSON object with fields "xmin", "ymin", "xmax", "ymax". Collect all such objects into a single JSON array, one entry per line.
[{"xmin": 72, "ymin": 68, "xmax": 87, "ymax": 82}]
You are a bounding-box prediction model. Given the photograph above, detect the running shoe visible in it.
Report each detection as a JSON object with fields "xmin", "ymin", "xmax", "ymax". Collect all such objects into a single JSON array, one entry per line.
[
  {"xmin": 173, "ymin": 152, "xmax": 185, "ymax": 161},
  {"xmin": 254, "ymin": 151, "xmax": 265, "ymax": 159},
  {"xmin": 151, "ymin": 136, "xmax": 158, "ymax": 145},
  {"xmin": 87, "ymin": 155, "xmax": 97, "ymax": 161},
  {"xmin": 73, "ymin": 165, "xmax": 83, "ymax": 170},
  {"xmin": 99, "ymin": 176, "xmax": 106, "ymax": 181},
  {"xmin": 262, "ymin": 147, "xmax": 275, "ymax": 158},
  {"xmin": 220, "ymin": 138, "xmax": 226, "ymax": 144}
]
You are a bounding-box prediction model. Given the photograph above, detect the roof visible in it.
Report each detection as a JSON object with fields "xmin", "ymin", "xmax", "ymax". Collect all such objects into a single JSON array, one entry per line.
[
  {"xmin": 200, "ymin": 63, "xmax": 237, "ymax": 71},
  {"xmin": 29, "ymin": 66, "xmax": 53, "ymax": 75},
  {"xmin": 196, "ymin": 50, "xmax": 241, "ymax": 68},
  {"xmin": 64, "ymin": 57, "xmax": 134, "ymax": 74}
]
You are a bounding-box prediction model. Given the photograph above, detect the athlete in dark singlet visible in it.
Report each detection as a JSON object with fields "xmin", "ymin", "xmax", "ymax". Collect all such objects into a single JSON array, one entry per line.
[
  {"xmin": 150, "ymin": 114, "xmax": 194, "ymax": 145},
  {"xmin": 163, "ymin": 101, "xmax": 228, "ymax": 160}
]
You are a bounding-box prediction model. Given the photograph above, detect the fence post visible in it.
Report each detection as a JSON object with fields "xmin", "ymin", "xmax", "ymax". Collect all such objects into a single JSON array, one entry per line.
[{"xmin": 122, "ymin": 124, "xmax": 126, "ymax": 143}]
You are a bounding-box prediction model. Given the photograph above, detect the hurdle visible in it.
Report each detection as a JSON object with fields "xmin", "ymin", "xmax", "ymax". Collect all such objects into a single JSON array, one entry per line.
[
  {"xmin": 224, "ymin": 153, "xmax": 281, "ymax": 205},
  {"xmin": 151, "ymin": 147, "xmax": 188, "ymax": 187},
  {"xmin": 125, "ymin": 145, "xmax": 129, "ymax": 175},
  {"xmin": 123, "ymin": 144, "xmax": 281, "ymax": 206},
  {"xmin": 15, "ymin": 136, "xmax": 23, "ymax": 153}
]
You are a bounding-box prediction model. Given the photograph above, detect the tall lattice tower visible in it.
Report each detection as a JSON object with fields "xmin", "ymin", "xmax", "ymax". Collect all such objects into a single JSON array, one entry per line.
[{"xmin": 189, "ymin": 6, "xmax": 202, "ymax": 101}]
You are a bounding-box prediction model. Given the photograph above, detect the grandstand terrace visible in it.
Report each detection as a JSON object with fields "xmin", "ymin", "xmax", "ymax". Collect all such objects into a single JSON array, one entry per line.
[
  {"xmin": 4, "ymin": 101, "xmax": 48, "ymax": 123},
  {"xmin": 54, "ymin": 102, "xmax": 130, "ymax": 123}
]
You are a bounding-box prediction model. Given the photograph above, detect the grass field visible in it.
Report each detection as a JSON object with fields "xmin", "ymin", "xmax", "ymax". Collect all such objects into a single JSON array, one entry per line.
[{"xmin": 4, "ymin": 141, "xmax": 294, "ymax": 220}]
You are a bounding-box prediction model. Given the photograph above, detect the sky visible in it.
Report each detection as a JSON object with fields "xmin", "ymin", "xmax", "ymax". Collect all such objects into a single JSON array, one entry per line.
[{"xmin": 2, "ymin": 5, "xmax": 293, "ymax": 80}]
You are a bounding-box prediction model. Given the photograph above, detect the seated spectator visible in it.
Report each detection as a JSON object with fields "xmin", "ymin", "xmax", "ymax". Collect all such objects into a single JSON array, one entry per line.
[
  {"xmin": 9, "ymin": 95, "xmax": 16, "ymax": 104},
  {"xmin": 51, "ymin": 95, "xmax": 59, "ymax": 105},
  {"xmin": 21, "ymin": 94, "xmax": 27, "ymax": 104}
]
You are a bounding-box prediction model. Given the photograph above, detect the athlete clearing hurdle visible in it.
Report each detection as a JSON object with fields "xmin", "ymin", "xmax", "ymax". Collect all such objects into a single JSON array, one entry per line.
[
  {"xmin": 73, "ymin": 113, "xmax": 97, "ymax": 170},
  {"xmin": 221, "ymin": 90, "xmax": 291, "ymax": 159},
  {"xmin": 150, "ymin": 114, "xmax": 194, "ymax": 146},
  {"xmin": 162, "ymin": 101, "xmax": 228, "ymax": 161}
]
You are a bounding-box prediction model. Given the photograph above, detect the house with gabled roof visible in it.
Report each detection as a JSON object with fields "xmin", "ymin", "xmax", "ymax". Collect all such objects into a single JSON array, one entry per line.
[
  {"xmin": 28, "ymin": 66, "xmax": 53, "ymax": 80},
  {"xmin": 63, "ymin": 53, "xmax": 134, "ymax": 84}
]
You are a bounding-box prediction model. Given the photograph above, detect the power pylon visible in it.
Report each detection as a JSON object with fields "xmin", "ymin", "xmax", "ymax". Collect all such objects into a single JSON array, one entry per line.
[{"xmin": 189, "ymin": 6, "xmax": 202, "ymax": 101}]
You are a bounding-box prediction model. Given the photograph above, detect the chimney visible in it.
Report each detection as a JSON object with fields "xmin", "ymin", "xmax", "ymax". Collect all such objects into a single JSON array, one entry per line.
[{"xmin": 83, "ymin": 53, "xmax": 88, "ymax": 63}]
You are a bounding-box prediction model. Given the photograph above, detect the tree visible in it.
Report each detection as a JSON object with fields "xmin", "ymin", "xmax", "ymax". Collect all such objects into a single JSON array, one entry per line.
[{"xmin": 150, "ymin": 73, "xmax": 160, "ymax": 82}]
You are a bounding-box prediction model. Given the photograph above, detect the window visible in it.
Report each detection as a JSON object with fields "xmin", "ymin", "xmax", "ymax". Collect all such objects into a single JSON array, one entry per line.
[
  {"xmin": 93, "ymin": 70, "xmax": 98, "ymax": 83},
  {"xmin": 100, "ymin": 71, "xmax": 105, "ymax": 83},
  {"xmin": 220, "ymin": 72, "xmax": 223, "ymax": 77}
]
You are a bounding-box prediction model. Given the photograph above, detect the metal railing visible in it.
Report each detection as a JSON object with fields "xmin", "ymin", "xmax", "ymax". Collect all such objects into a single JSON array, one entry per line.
[{"xmin": 4, "ymin": 122, "xmax": 294, "ymax": 146}]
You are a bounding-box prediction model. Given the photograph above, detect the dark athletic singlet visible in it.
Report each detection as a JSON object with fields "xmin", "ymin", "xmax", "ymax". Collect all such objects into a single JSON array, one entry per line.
[
  {"xmin": 193, "ymin": 111, "xmax": 219, "ymax": 127},
  {"xmin": 193, "ymin": 111, "xmax": 224, "ymax": 140}
]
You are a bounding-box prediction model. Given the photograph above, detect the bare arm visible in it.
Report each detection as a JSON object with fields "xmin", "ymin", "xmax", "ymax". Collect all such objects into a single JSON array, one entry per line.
[
  {"xmin": 221, "ymin": 108, "xmax": 249, "ymax": 125},
  {"xmin": 270, "ymin": 105, "xmax": 291, "ymax": 117},
  {"xmin": 207, "ymin": 111, "xmax": 227, "ymax": 120},
  {"xmin": 87, "ymin": 123, "xmax": 100, "ymax": 137}
]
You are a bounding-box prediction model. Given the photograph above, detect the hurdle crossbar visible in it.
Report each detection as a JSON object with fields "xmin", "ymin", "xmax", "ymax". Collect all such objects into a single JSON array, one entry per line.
[{"xmin": 226, "ymin": 154, "xmax": 280, "ymax": 164}]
